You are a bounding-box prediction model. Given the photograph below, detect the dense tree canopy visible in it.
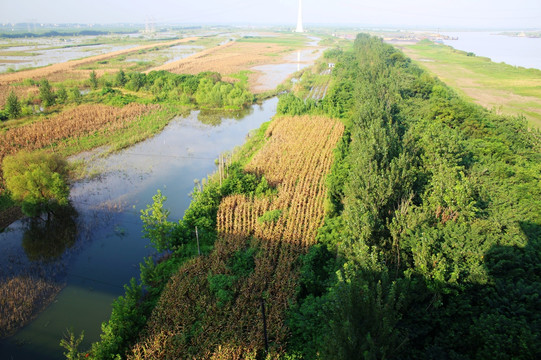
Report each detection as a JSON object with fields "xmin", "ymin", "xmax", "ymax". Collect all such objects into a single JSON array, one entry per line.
[{"xmin": 285, "ymin": 33, "xmax": 541, "ymax": 359}]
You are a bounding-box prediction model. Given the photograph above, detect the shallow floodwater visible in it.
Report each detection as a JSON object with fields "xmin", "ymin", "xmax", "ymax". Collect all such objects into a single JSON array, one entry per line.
[
  {"xmin": 0, "ymin": 36, "xmax": 139, "ymax": 73},
  {"xmin": 252, "ymin": 37, "xmax": 324, "ymax": 92},
  {"xmin": 0, "ymin": 97, "xmax": 278, "ymax": 360}
]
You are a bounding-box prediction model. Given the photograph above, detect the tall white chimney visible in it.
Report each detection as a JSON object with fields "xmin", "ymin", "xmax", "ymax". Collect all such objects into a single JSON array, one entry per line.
[{"xmin": 295, "ymin": 0, "xmax": 304, "ymax": 33}]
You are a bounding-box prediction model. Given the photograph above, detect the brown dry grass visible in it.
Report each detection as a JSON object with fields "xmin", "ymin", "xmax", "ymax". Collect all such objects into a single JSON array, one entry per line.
[{"xmin": 0, "ymin": 85, "xmax": 39, "ymax": 108}]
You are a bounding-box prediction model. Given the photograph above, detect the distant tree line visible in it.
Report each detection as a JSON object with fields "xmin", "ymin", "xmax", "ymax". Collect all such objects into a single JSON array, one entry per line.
[{"xmin": 0, "ymin": 30, "xmax": 132, "ymax": 38}]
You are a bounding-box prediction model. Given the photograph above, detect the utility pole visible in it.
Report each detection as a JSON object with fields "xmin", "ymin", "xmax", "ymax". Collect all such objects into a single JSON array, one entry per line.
[
  {"xmin": 260, "ymin": 297, "xmax": 269, "ymax": 353},
  {"xmin": 195, "ymin": 226, "xmax": 200, "ymax": 256}
]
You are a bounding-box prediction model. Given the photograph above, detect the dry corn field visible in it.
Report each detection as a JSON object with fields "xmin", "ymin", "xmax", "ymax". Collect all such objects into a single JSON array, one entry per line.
[
  {"xmin": 129, "ymin": 115, "xmax": 344, "ymax": 359},
  {"xmin": 0, "ymin": 103, "xmax": 160, "ymax": 184}
]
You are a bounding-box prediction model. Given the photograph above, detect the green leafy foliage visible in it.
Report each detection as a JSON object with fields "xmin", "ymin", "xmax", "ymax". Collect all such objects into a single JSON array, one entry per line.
[
  {"xmin": 5, "ymin": 90, "xmax": 22, "ymax": 119},
  {"xmin": 257, "ymin": 209, "xmax": 283, "ymax": 224},
  {"xmin": 277, "ymin": 93, "xmax": 319, "ymax": 116},
  {"xmin": 90, "ymin": 278, "xmax": 149, "ymax": 359},
  {"xmin": 140, "ymin": 190, "xmax": 175, "ymax": 252},
  {"xmin": 60, "ymin": 329, "xmax": 85, "ymax": 360},
  {"xmin": 89, "ymin": 70, "xmax": 98, "ymax": 90},
  {"xmin": 114, "ymin": 69, "xmax": 127, "ymax": 87},
  {"xmin": 56, "ymin": 85, "xmax": 68, "ymax": 104},
  {"xmin": 39, "ymin": 78, "xmax": 55, "ymax": 107},
  {"xmin": 2, "ymin": 151, "xmax": 69, "ymax": 216},
  {"xmin": 68, "ymin": 86, "xmax": 82, "ymax": 104},
  {"xmin": 207, "ymin": 273, "xmax": 236, "ymax": 307}
]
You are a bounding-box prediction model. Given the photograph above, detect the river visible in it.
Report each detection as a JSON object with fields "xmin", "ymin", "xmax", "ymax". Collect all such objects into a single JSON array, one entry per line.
[
  {"xmin": 0, "ymin": 97, "xmax": 278, "ymax": 359},
  {"xmin": 442, "ymin": 31, "xmax": 541, "ymax": 71}
]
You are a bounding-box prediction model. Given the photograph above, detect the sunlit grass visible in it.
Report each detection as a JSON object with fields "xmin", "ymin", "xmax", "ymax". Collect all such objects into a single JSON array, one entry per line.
[
  {"xmin": 403, "ymin": 40, "xmax": 541, "ymax": 128},
  {"xmin": 237, "ymin": 35, "xmax": 308, "ymax": 48}
]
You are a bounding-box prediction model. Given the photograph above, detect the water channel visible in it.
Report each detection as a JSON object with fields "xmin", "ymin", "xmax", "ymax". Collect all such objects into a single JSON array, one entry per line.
[{"xmin": 0, "ymin": 97, "xmax": 278, "ymax": 359}]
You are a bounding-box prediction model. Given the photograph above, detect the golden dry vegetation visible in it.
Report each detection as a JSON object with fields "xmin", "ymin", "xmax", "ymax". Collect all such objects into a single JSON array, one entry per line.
[
  {"xmin": 129, "ymin": 115, "xmax": 344, "ymax": 359},
  {"xmin": 0, "ymin": 103, "xmax": 160, "ymax": 182},
  {"xmin": 0, "ymin": 85, "xmax": 39, "ymax": 109}
]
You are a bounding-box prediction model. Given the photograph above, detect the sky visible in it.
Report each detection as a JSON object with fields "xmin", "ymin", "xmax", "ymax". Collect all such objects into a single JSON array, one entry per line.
[{"xmin": 1, "ymin": 0, "xmax": 540, "ymax": 30}]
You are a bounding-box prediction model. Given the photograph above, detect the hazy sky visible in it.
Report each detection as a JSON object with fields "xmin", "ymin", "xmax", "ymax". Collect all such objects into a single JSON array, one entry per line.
[{"xmin": 1, "ymin": 0, "xmax": 540, "ymax": 29}]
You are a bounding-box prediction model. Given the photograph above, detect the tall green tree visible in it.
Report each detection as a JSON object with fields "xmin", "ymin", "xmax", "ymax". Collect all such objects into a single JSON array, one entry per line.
[
  {"xmin": 39, "ymin": 79, "xmax": 55, "ymax": 107},
  {"xmin": 68, "ymin": 87, "xmax": 82, "ymax": 104},
  {"xmin": 2, "ymin": 151, "xmax": 70, "ymax": 217},
  {"xmin": 56, "ymin": 85, "xmax": 68, "ymax": 104},
  {"xmin": 140, "ymin": 190, "xmax": 175, "ymax": 252},
  {"xmin": 5, "ymin": 90, "xmax": 22, "ymax": 119},
  {"xmin": 89, "ymin": 70, "xmax": 98, "ymax": 90},
  {"xmin": 115, "ymin": 69, "xmax": 127, "ymax": 87}
]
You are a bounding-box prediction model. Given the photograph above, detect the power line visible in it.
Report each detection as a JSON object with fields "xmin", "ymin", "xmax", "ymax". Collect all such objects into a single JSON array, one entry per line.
[
  {"xmin": 67, "ymin": 272, "xmax": 126, "ymax": 290},
  {"xmin": 120, "ymin": 151, "xmax": 217, "ymax": 160}
]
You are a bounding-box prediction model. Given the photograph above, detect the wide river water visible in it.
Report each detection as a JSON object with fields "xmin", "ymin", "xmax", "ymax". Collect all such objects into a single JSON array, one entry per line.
[
  {"xmin": 0, "ymin": 97, "xmax": 278, "ymax": 359},
  {"xmin": 442, "ymin": 31, "xmax": 541, "ymax": 71}
]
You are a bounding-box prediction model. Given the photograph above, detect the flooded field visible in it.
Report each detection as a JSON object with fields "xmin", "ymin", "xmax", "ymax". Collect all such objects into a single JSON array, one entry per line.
[
  {"xmin": 251, "ymin": 44, "xmax": 324, "ymax": 92},
  {"xmin": 0, "ymin": 38, "xmax": 221, "ymax": 75},
  {"xmin": 0, "ymin": 97, "xmax": 279, "ymax": 359},
  {"xmin": 0, "ymin": 36, "xmax": 139, "ymax": 73}
]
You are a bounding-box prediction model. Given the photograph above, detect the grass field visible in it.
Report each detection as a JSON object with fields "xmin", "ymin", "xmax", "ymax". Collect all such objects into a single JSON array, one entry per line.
[
  {"xmin": 236, "ymin": 34, "xmax": 308, "ymax": 47},
  {"xmin": 401, "ymin": 40, "xmax": 541, "ymax": 129}
]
